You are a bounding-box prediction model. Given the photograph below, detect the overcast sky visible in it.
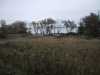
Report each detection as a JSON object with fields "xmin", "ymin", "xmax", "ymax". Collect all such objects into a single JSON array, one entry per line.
[{"xmin": 0, "ymin": 0, "xmax": 100, "ymax": 24}]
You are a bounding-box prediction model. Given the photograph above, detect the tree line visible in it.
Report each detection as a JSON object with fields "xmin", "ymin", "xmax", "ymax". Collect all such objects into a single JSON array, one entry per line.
[{"xmin": 0, "ymin": 12, "xmax": 100, "ymax": 38}]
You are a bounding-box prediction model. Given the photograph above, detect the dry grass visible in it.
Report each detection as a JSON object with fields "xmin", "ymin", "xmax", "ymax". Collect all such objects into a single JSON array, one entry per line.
[{"xmin": 0, "ymin": 37, "xmax": 100, "ymax": 75}]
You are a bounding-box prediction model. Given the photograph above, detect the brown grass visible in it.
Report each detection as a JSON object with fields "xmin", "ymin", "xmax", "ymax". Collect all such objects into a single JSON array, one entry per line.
[{"xmin": 0, "ymin": 37, "xmax": 100, "ymax": 75}]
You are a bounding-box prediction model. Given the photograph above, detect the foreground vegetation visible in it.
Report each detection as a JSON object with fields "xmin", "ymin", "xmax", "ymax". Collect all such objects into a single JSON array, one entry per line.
[{"xmin": 0, "ymin": 37, "xmax": 100, "ymax": 75}]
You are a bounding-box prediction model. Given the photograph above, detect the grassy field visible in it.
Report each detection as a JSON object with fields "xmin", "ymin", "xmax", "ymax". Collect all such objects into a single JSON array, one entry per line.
[{"xmin": 0, "ymin": 37, "xmax": 100, "ymax": 75}]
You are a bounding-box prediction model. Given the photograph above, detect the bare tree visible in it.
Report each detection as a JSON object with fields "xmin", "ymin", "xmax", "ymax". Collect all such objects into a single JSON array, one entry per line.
[
  {"xmin": 39, "ymin": 20, "xmax": 46, "ymax": 36},
  {"xmin": 62, "ymin": 20, "xmax": 77, "ymax": 33},
  {"xmin": 32, "ymin": 21, "xmax": 39, "ymax": 35},
  {"xmin": 46, "ymin": 18, "xmax": 56, "ymax": 35}
]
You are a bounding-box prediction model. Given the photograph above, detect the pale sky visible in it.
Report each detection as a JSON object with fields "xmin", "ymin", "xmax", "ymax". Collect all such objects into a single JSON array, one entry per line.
[{"xmin": 0, "ymin": 0, "xmax": 100, "ymax": 24}]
